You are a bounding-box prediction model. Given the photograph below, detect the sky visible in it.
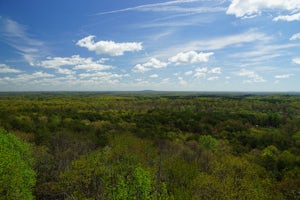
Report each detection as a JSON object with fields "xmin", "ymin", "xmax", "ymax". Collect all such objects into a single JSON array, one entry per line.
[{"xmin": 0, "ymin": 0, "xmax": 300, "ymax": 92}]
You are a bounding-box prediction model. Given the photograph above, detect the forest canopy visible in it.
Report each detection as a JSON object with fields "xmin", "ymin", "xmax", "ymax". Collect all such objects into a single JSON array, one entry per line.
[{"xmin": 0, "ymin": 92, "xmax": 299, "ymax": 199}]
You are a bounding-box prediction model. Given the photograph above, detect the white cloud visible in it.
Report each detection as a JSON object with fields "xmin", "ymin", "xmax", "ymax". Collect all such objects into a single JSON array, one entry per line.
[
  {"xmin": 96, "ymin": 0, "xmax": 202, "ymax": 15},
  {"xmin": 79, "ymin": 71, "xmax": 122, "ymax": 79},
  {"xmin": 193, "ymin": 31, "xmax": 270, "ymax": 51},
  {"xmin": 208, "ymin": 67, "xmax": 221, "ymax": 74},
  {"xmin": 193, "ymin": 67, "xmax": 210, "ymax": 79},
  {"xmin": 207, "ymin": 76, "xmax": 219, "ymax": 81},
  {"xmin": 168, "ymin": 51, "xmax": 214, "ymax": 65},
  {"xmin": 178, "ymin": 77, "xmax": 187, "ymax": 85},
  {"xmin": 293, "ymin": 58, "xmax": 300, "ymax": 64},
  {"xmin": 0, "ymin": 69, "xmax": 128, "ymax": 91},
  {"xmin": 182, "ymin": 67, "xmax": 221, "ymax": 82},
  {"xmin": 185, "ymin": 70, "xmax": 193, "ymax": 76},
  {"xmin": 274, "ymin": 74, "xmax": 294, "ymax": 79},
  {"xmin": 38, "ymin": 55, "xmax": 113, "ymax": 72},
  {"xmin": 78, "ymin": 71, "xmax": 125, "ymax": 85},
  {"xmin": 195, "ymin": 67, "xmax": 208, "ymax": 73},
  {"xmin": 226, "ymin": 0, "xmax": 300, "ymax": 18},
  {"xmin": 39, "ymin": 55, "xmax": 82, "ymax": 68},
  {"xmin": 149, "ymin": 74, "xmax": 159, "ymax": 78},
  {"xmin": 273, "ymin": 13, "xmax": 300, "ymax": 22},
  {"xmin": 235, "ymin": 68, "xmax": 266, "ymax": 83},
  {"xmin": 31, "ymin": 71, "xmax": 55, "ymax": 78},
  {"xmin": 155, "ymin": 31, "xmax": 270, "ymax": 58},
  {"xmin": 14, "ymin": 72, "xmax": 55, "ymax": 82},
  {"xmin": 235, "ymin": 69, "xmax": 258, "ymax": 77},
  {"xmin": 290, "ymin": 33, "xmax": 300, "ymax": 40},
  {"xmin": 56, "ymin": 68, "xmax": 74, "ymax": 75},
  {"xmin": 145, "ymin": 58, "xmax": 168, "ymax": 68},
  {"xmin": 76, "ymin": 35, "xmax": 142, "ymax": 56},
  {"xmin": 0, "ymin": 64, "xmax": 22, "ymax": 73},
  {"xmin": 132, "ymin": 64, "xmax": 150, "ymax": 73},
  {"xmin": 0, "ymin": 18, "xmax": 45, "ymax": 65},
  {"xmin": 132, "ymin": 58, "xmax": 167, "ymax": 73},
  {"xmin": 73, "ymin": 63, "xmax": 112, "ymax": 71},
  {"xmin": 230, "ymin": 44, "xmax": 300, "ymax": 63}
]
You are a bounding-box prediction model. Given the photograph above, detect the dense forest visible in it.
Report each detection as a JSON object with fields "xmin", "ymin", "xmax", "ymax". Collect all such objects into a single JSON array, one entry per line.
[{"xmin": 0, "ymin": 92, "xmax": 299, "ymax": 200}]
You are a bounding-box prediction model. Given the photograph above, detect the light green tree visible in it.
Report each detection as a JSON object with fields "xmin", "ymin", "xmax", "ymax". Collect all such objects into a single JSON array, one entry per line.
[{"xmin": 0, "ymin": 128, "xmax": 36, "ymax": 200}]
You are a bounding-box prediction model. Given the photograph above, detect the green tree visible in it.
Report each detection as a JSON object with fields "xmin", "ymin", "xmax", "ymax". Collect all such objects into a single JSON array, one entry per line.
[
  {"xmin": 199, "ymin": 135, "xmax": 218, "ymax": 150},
  {"xmin": 192, "ymin": 155, "xmax": 281, "ymax": 200},
  {"xmin": 0, "ymin": 128, "xmax": 36, "ymax": 200},
  {"xmin": 59, "ymin": 134, "xmax": 171, "ymax": 200}
]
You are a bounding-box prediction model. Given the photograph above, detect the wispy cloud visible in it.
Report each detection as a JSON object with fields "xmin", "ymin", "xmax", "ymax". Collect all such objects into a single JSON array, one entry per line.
[
  {"xmin": 235, "ymin": 68, "xmax": 266, "ymax": 83},
  {"xmin": 96, "ymin": 0, "xmax": 199, "ymax": 15},
  {"xmin": 153, "ymin": 30, "xmax": 270, "ymax": 58},
  {"xmin": 188, "ymin": 31, "xmax": 270, "ymax": 51},
  {"xmin": 0, "ymin": 17, "xmax": 46, "ymax": 65},
  {"xmin": 274, "ymin": 74, "xmax": 294, "ymax": 79},
  {"xmin": 229, "ymin": 43, "xmax": 300, "ymax": 63},
  {"xmin": 207, "ymin": 76, "xmax": 219, "ymax": 81},
  {"xmin": 0, "ymin": 64, "xmax": 22, "ymax": 73},
  {"xmin": 293, "ymin": 58, "xmax": 300, "ymax": 64},
  {"xmin": 273, "ymin": 13, "xmax": 300, "ymax": 22},
  {"xmin": 290, "ymin": 33, "xmax": 300, "ymax": 41}
]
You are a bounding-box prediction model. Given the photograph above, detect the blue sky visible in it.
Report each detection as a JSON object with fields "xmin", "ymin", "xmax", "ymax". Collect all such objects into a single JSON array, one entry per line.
[{"xmin": 1, "ymin": 0, "xmax": 300, "ymax": 91}]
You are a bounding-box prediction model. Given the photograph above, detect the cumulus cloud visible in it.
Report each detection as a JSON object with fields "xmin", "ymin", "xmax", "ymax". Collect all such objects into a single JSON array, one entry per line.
[
  {"xmin": 78, "ymin": 71, "xmax": 126, "ymax": 85},
  {"xmin": 235, "ymin": 69, "xmax": 266, "ymax": 83},
  {"xmin": 14, "ymin": 72, "xmax": 55, "ymax": 82},
  {"xmin": 290, "ymin": 33, "xmax": 300, "ymax": 40},
  {"xmin": 185, "ymin": 70, "xmax": 193, "ymax": 76},
  {"xmin": 194, "ymin": 67, "xmax": 208, "ymax": 79},
  {"xmin": 76, "ymin": 35, "xmax": 142, "ymax": 56},
  {"xmin": 56, "ymin": 68, "xmax": 74, "ymax": 75},
  {"xmin": 0, "ymin": 64, "xmax": 22, "ymax": 73},
  {"xmin": 145, "ymin": 58, "xmax": 168, "ymax": 68},
  {"xmin": 149, "ymin": 74, "xmax": 159, "ymax": 78},
  {"xmin": 132, "ymin": 58, "xmax": 167, "ymax": 73},
  {"xmin": 192, "ymin": 67, "xmax": 221, "ymax": 80},
  {"xmin": 38, "ymin": 55, "xmax": 113, "ymax": 72},
  {"xmin": 132, "ymin": 64, "xmax": 150, "ymax": 73},
  {"xmin": 168, "ymin": 51, "xmax": 214, "ymax": 65},
  {"xmin": 208, "ymin": 67, "xmax": 221, "ymax": 74},
  {"xmin": 226, "ymin": 0, "xmax": 300, "ymax": 19},
  {"xmin": 79, "ymin": 71, "xmax": 122, "ymax": 79},
  {"xmin": 274, "ymin": 74, "xmax": 294, "ymax": 79},
  {"xmin": 31, "ymin": 71, "xmax": 55, "ymax": 78}
]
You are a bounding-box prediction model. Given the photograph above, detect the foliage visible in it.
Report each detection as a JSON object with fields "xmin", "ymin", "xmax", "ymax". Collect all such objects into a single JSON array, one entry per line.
[
  {"xmin": 59, "ymin": 135, "xmax": 170, "ymax": 200},
  {"xmin": 0, "ymin": 128, "xmax": 36, "ymax": 200},
  {"xmin": 0, "ymin": 92, "xmax": 300, "ymax": 199}
]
